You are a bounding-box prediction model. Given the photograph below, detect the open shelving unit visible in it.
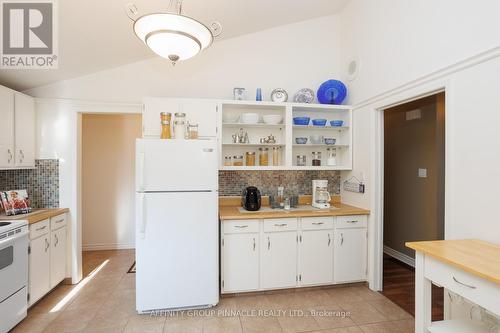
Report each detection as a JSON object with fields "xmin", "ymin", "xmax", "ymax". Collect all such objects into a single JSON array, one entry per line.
[{"xmin": 218, "ymin": 100, "xmax": 353, "ymax": 170}]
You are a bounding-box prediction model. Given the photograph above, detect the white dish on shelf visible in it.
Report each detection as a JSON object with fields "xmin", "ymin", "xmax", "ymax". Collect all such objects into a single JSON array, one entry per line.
[
  {"xmin": 241, "ymin": 113, "xmax": 260, "ymax": 124},
  {"xmin": 263, "ymin": 114, "xmax": 283, "ymax": 125},
  {"xmin": 222, "ymin": 113, "xmax": 239, "ymax": 123}
]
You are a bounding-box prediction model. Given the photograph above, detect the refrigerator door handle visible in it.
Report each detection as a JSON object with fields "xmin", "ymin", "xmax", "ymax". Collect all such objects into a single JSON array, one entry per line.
[
  {"xmin": 139, "ymin": 194, "xmax": 147, "ymax": 238},
  {"xmin": 138, "ymin": 152, "xmax": 146, "ymax": 191}
]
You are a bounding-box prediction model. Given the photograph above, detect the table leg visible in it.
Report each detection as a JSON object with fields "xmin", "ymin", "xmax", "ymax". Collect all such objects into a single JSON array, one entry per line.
[{"xmin": 415, "ymin": 252, "xmax": 432, "ymax": 333}]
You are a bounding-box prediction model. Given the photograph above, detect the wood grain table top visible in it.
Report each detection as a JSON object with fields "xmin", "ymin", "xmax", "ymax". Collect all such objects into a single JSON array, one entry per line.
[
  {"xmin": 406, "ymin": 239, "xmax": 500, "ymax": 285},
  {"xmin": 0, "ymin": 208, "xmax": 69, "ymax": 225}
]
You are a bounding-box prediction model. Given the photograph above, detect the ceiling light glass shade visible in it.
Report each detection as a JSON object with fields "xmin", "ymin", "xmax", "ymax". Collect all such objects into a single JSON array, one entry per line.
[{"xmin": 134, "ymin": 13, "xmax": 213, "ymax": 61}]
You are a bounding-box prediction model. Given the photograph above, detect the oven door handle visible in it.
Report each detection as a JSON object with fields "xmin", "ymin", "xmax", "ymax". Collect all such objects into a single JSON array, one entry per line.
[{"xmin": 0, "ymin": 229, "xmax": 29, "ymax": 248}]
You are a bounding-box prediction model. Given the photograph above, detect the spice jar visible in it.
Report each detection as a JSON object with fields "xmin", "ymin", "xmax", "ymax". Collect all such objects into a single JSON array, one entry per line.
[
  {"xmin": 245, "ymin": 152, "xmax": 256, "ymax": 166},
  {"xmin": 233, "ymin": 155, "xmax": 244, "ymax": 166},
  {"xmin": 224, "ymin": 156, "xmax": 232, "ymax": 166},
  {"xmin": 173, "ymin": 112, "xmax": 186, "ymax": 139},
  {"xmin": 259, "ymin": 147, "xmax": 269, "ymax": 166},
  {"xmin": 312, "ymin": 152, "xmax": 322, "ymax": 166},
  {"xmin": 160, "ymin": 112, "xmax": 172, "ymax": 139},
  {"xmin": 187, "ymin": 123, "xmax": 199, "ymax": 139},
  {"xmin": 296, "ymin": 155, "xmax": 306, "ymax": 166},
  {"xmin": 272, "ymin": 147, "xmax": 280, "ymax": 166}
]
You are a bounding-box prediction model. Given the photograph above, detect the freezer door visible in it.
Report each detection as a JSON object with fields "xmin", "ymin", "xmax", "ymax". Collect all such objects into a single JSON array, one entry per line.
[
  {"xmin": 136, "ymin": 139, "xmax": 218, "ymax": 192},
  {"xmin": 135, "ymin": 191, "xmax": 219, "ymax": 312}
]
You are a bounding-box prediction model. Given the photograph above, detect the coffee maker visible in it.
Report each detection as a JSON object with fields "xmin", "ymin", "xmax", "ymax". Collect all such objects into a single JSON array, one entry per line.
[{"xmin": 312, "ymin": 179, "xmax": 331, "ymax": 209}]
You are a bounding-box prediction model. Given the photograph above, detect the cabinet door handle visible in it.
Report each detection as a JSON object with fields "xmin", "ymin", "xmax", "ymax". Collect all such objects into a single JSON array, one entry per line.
[
  {"xmin": 341, "ymin": 233, "xmax": 344, "ymax": 246},
  {"xmin": 45, "ymin": 238, "xmax": 50, "ymax": 252},
  {"xmin": 267, "ymin": 237, "xmax": 271, "ymax": 250},
  {"xmin": 55, "ymin": 219, "xmax": 64, "ymax": 224},
  {"xmin": 274, "ymin": 223, "xmax": 287, "ymax": 227},
  {"xmin": 346, "ymin": 220, "xmax": 358, "ymax": 224},
  {"xmin": 252, "ymin": 238, "xmax": 256, "ymax": 251},
  {"xmin": 36, "ymin": 225, "xmax": 46, "ymax": 231},
  {"xmin": 19, "ymin": 149, "xmax": 24, "ymax": 163},
  {"xmin": 312, "ymin": 222, "xmax": 324, "ymax": 225},
  {"xmin": 54, "ymin": 234, "xmax": 58, "ymax": 246},
  {"xmin": 328, "ymin": 233, "xmax": 331, "ymax": 246},
  {"xmin": 234, "ymin": 225, "xmax": 248, "ymax": 229},
  {"xmin": 7, "ymin": 149, "xmax": 13, "ymax": 163},
  {"xmin": 453, "ymin": 276, "xmax": 476, "ymax": 289}
]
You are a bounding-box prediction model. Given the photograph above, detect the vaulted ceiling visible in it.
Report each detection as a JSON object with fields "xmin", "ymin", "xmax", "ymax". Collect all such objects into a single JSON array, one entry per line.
[{"xmin": 0, "ymin": 0, "xmax": 349, "ymax": 91}]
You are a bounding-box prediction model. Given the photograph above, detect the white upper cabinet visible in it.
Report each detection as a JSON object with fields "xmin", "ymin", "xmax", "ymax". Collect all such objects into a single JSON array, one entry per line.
[
  {"xmin": 143, "ymin": 98, "xmax": 218, "ymax": 138},
  {"xmin": 0, "ymin": 85, "xmax": 35, "ymax": 169},
  {"xmin": 14, "ymin": 92, "xmax": 35, "ymax": 168},
  {"xmin": 0, "ymin": 86, "xmax": 15, "ymax": 168}
]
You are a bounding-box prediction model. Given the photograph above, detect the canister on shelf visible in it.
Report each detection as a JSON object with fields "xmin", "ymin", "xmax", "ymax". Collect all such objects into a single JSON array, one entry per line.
[
  {"xmin": 296, "ymin": 155, "xmax": 306, "ymax": 166},
  {"xmin": 326, "ymin": 148, "xmax": 337, "ymax": 166},
  {"xmin": 233, "ymin": 155, "xmax": 244, "ymax": 166},
  {"xmin": 187, "ymin": 123, "xmax": 199, "ymax": 139},
  {"xmin": 224, "ymin": 156, "xmax": 232, "ymax": 166},
  {"xmin": 259, "ymin": 147, "xmax": 269, "ymax": 166},
  {"xmin": 245, "ymin": 152, "xmax": 256, "ymax": 166},
  {"xmin": 272, "ymin": 147, "xmax": 280, "ymax": 166},
  {"xmin": 173, "ymin": 112, "xmax": 186, "ymax": 139},
  {"xmin": 312, "ymin": 152, "xmax": 322, "ymax": 166},
  {"xmin": 160, "ymin": 112, "xmax": 172, "ymax": 139}
]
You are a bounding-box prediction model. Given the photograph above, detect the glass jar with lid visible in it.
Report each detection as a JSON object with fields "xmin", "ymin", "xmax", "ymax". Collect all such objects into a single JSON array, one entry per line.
[
  {"xmin": 160, "ymin": 112, "xmax": 172, "ymax": 139},
  {"xmin": 312, "ymin": 152, "xmax": 321, "ymax": 166},
  {"xmin": 233, "ymin": 155, "xmax": 244, "ymax": 166},
  {"xmin": 224, "ymin": 156, "xmax": 232, "ymax": 166},
  {"xmin": 326, "ymin": 148, "xmax": 337, "ymax": 166},
  {"xmin": 173, "ymin": 112, "xmax": 186, "ymax": 139},
  {"xmin": 272, "ymin": 147, "xmax": 280, "ymax": 166},
  {"xmin": 187, "ymin": 123, "xmax": 199, "ymax": 139},
  {"xmin": 245, "ymin": 152, "xmax": 256, "ymax": 166},
  {"xmin": 296, "ymin": 155, "xmax": 306, "ymax": 166},
  {"xmin": 259, "ymin": 147, "xmax": 269, "ymax": 166}
]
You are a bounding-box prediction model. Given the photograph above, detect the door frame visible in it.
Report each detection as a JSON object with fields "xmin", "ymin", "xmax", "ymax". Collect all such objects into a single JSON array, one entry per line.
[{"xmin": 369, "ymin": 79, "xmax": 452, "ymax": 291}]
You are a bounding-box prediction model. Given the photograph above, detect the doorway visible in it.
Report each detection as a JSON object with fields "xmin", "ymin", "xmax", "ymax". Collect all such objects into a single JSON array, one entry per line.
[
  {"xmin": 381, "ymin": 92, "xmax": 445, "ymax": 320},
  {"xmin": 81, "ymin": 114, "xmax": 142, "ymax": 255}
]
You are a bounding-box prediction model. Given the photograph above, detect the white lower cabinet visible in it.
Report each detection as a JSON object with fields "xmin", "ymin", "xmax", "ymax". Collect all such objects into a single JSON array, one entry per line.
[
  {"xmin": 299, "ymin": 230, "xmax": 333, "ymax": 286},
  {"xmin": 261, "ymin": 230, "xmax": 298, "ymax": 289},
  {"xmin": 334, "ymin": 216, "xmax": 368, "ymax": 283},
  {"xmin": 29, "ymin": 225, "xmax": 51, "ymax": 305},
  {"xmin": 28, "ymin": 213, "xmax": 67, "ymax": 306},
  {"xmin": 221, "ymin": 214, "xmax": 368, "ymax": 293},
  {"xmin": 222, "ymin": 233, "xmax": 259, "ymax": 292}
]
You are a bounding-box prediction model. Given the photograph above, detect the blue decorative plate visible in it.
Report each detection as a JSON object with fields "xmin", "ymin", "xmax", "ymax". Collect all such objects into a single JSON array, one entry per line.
[{"xmin": 317, "ymin": 80, "xmax": 347, "ymax": 105}]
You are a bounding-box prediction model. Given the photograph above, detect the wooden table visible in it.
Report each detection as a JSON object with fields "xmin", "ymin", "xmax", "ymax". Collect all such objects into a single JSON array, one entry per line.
[{"xmin": 406, "ymin": 239, "xmax": 500, "ymax": 333}]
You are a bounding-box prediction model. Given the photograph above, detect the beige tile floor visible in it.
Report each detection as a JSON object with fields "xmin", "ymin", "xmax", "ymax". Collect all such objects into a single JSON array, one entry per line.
[{"xmin": 12, "ymin": 250, "xmax": 415, "ymax": 333}]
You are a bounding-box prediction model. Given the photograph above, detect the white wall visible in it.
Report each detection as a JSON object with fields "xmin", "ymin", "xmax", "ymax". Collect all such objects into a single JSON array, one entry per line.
[
  {"xmin": 27, "ymin": 15, "xmax": 342, "ymax": 102},
  {"xmin": 339, "ymin": 0, "xmax": 500, "ymax": 105},
  {"xmin": 337, "ymin": 0, "xmax": 500, "ymax": 292}
]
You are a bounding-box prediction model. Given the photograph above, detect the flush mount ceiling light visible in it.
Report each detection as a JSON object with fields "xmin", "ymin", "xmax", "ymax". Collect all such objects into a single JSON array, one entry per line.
[{"xmin": 126, "ymin": 0, "xmax": 222, "ymax": 65}]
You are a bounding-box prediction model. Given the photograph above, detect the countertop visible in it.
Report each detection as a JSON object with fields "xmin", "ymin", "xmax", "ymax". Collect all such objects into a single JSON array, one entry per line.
[
  {"xmin": 406, "ymin": 239, "xmax": 500, "ymax": 285},
  {"xmin": 219, "ymin": 201, "xmax": 370, "ymax": 220},
  {"xmin": 0, "ymin": 208, "xmax": 69, "ymax": 225}
]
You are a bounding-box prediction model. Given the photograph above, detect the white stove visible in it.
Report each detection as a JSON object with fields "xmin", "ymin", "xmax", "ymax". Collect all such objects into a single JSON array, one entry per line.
[{"xmin": 0, "ymin": 220, "xmax": 29, "ymax": 333}]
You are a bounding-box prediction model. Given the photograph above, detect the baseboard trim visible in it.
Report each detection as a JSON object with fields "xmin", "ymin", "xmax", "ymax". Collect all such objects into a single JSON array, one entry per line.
[
  {"xmin": 82, "ymin": 243, "xmax": 135, "ymax": 251},
  {"xmin": 383, "ymin": 245, "xmax": 415, "ymax": 268}
]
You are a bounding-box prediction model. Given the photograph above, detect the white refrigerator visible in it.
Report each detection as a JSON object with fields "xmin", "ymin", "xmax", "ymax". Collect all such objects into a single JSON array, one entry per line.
[{"xmin": 135, "ymin": 138, "xmax": 219, "ymax": 313}]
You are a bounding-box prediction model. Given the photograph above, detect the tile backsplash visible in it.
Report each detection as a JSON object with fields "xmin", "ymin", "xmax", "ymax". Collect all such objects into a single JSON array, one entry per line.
[
  {"xmin": 219, "ymin": 170, "xmax": 340, "ymax": 196},
  {"xmin": 0, "ymin": 159, "xmax": 59, "ymax": 209}
]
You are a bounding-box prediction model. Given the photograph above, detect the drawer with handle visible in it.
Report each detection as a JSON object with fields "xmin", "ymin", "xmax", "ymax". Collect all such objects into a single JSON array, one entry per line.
[
  {"xmin": 425, "ymin": 256, "xmax": 500, "ymax": 315},
  {"xmin": 263, "ymin": 218, "xmax": 298, "ymax": 232},
  {"xmin": 50, "ymin": 213, "xmax": 67, "ymax": 231},
  {"xmin": 301, "ymin": 217, "xmax": 334, "ymax": 230},
  {"xmin": 336, "ymin": 215, "xmax": 367, "ymax": 229},
  {"xmin": 223, "ymin": 219, "xmax": 259, "ymax": 234},
  {"xmin": 29, "ymin": 219, "xmax": 50, "ymax": 239}
]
